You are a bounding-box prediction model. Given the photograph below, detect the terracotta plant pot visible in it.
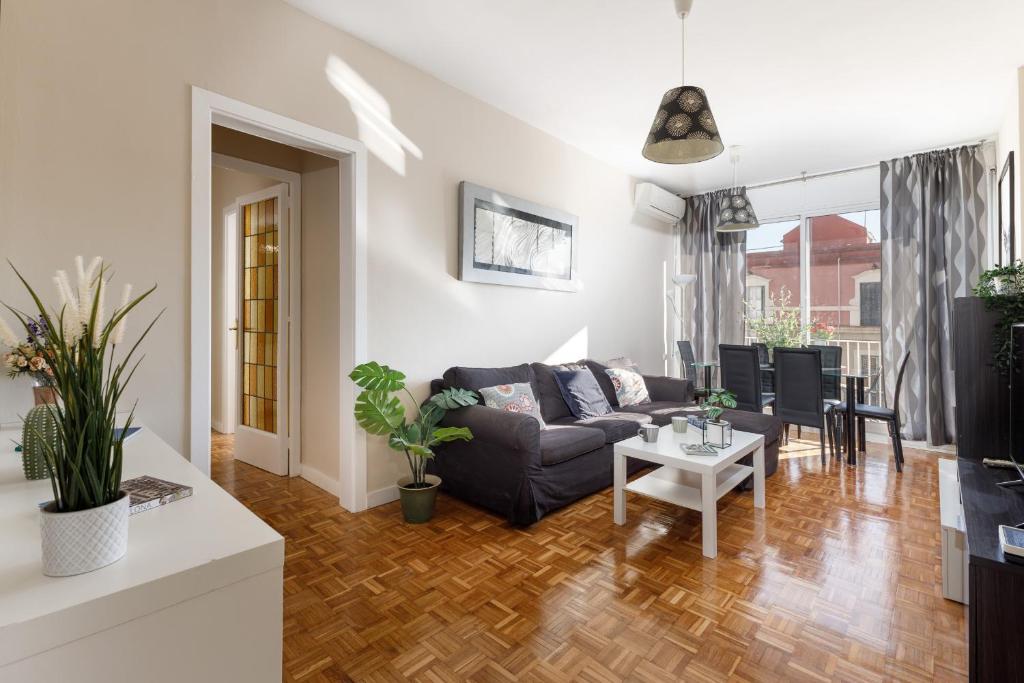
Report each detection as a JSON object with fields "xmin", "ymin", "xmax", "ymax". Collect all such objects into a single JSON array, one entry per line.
[
  {"xmin": 33, "ymin": 385, "xmax": 57, "ymax": 406},
  {"xmin": 396, "ymin": 474, "xmax": 441, "ymax": 524},
  {"xmin": 40, "ymin": 492, "xmax": 129, "ymax": 577}
]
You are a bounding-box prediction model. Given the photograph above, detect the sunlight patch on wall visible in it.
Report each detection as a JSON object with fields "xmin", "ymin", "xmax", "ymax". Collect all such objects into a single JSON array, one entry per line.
[
  {"xmin": 544, "ymin": 327, "xmax": 588, "ymax": 365},
  {"xmin": 325, "ymin": 55, "xmax": 422, "ymax": 175}
]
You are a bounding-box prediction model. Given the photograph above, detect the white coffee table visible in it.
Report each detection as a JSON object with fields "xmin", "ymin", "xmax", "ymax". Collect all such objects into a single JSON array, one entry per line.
[{"xmin": 613, "ymin": 424, "xmax": 766, "ymax": 558}]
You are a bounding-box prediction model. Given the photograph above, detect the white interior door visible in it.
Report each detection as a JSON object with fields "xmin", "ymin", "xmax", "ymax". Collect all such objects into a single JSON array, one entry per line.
[{"xmin": 234, "ymin": 184, "xmax": 290, "ymax": 475}]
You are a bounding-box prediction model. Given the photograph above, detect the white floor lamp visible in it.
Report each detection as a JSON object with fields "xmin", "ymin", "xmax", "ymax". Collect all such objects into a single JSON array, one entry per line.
[{"xmin": 667, "ymin": 273, "xmax": 697, "ymax": 377}]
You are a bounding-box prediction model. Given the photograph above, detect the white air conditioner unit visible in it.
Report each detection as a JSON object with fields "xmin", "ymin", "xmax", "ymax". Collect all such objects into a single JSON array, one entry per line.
[{"xmin": 634, "ymin": 182, "xmax": 685, "ymax": 223}]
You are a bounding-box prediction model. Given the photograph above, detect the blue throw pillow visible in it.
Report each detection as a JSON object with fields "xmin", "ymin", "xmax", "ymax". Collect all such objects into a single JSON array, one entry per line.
[{"xmin": 553, "ymin": 368, "xmax": 613, "ymax": 419}]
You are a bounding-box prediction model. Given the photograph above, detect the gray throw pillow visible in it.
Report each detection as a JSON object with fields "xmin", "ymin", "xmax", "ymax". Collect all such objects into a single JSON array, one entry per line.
[
  {"xmin": 479, "ymin": 383, "xmax": 546, "ymax": 428},
  {"xmin": 553, "ymin": 368, "xmax": 614, "ymax": 419}
]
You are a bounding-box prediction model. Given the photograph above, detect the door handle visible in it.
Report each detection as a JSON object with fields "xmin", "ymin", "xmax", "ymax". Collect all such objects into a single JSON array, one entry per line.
[{"xmin": 229, "ymin": 321, "xmax": 239, "ymax": 349}]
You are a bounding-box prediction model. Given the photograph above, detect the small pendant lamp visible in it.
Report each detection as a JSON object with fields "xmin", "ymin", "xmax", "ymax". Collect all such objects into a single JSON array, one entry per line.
[
  {"xmin": 642, "ymin": 0, "xmax": 724, "ymax": 165},
  {"xmin": 715, "ymin": 147, "xmax": 759, "ymax": 232}
]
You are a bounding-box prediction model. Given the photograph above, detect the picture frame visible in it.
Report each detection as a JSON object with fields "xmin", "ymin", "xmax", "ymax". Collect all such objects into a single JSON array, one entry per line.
[
  {"xmin": 458, "ymin": 181, "xmax": 580, "ymax": 292},
  {"xmin": 999, "ymin": 151, "xmax": 1015, "ymax": 266}
]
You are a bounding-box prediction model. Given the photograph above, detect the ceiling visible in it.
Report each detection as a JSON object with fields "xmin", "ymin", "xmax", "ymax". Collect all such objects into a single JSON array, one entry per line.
[{"xmin": 286, "ymin": 0, "xmax": 1024, "ymax": 194}]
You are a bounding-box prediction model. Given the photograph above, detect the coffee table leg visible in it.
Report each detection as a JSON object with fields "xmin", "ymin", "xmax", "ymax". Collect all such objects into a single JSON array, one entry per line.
[
  {"xmin": 753, "ymin": 444, "xmax": 765, "ymax": 509},
  {"xmin": 701, "ymin": 472, "xmax": 717, "ymax": 558},
  {"xmin": 613, "ymin": 450, "xmax": 626, "ymax": 525}
]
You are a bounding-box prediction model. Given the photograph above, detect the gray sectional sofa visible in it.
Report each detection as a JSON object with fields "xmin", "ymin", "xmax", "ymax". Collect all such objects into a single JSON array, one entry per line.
[{"xmin": 428, "ymin": 359, "xmax": 783, "ymax": 525}]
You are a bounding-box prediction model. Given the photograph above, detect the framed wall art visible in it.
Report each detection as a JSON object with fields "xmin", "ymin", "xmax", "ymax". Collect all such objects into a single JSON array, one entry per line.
[{"xmin": 458, "ymin": 181, "xmax": 580, "ymax": 292}]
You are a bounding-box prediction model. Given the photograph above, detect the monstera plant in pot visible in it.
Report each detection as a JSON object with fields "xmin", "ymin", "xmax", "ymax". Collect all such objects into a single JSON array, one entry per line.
[
  {"xmin": 1, "ymin": 257, "xmax": 157, "ymax": 576},
  {"xmin": 350, "ymin": 362, "xmax": 478, "ymax": 523}
]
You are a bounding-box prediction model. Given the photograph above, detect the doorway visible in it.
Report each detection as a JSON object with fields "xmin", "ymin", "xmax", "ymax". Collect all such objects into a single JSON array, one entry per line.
[
  {"xmin": 192, "ymin": 87, "xmax": 369, "ymax": 512},
  {"xmin": 212, "ymin": 166, "xmax": 294, "ymax": 476}
]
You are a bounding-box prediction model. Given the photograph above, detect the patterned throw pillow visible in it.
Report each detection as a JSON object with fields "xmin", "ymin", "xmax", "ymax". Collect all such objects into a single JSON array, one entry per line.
[
  {"xmin": 479, "ymin": 383, "xmax": 547, "ymax": 428},
  {"xmin": 604, "ymin": 368, "xmax": 650, "ymax": 407}
]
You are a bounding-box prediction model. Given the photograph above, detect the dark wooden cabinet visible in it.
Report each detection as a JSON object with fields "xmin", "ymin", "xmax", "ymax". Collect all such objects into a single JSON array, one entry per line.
[
  {"xmin": 954, "ymin": 297, "xmax": 1024, "ymax": 682},
  {"xmin": 953, "ymin": 297, "xmax": 1010, "ymax": 462}
]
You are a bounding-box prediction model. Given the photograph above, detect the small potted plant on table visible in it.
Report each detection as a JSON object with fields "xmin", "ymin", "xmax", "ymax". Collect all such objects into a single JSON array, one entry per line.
[
  {"xmin": 2, "ymin": 257, "xmax": 157, "ymax": 576},
  {"xmin": 701, "ymin": 388, "xmax": 737, "ymax": 448},
  {"xmin": 349, "ymin": 362, "xmax": 478, "ymax": 523}
]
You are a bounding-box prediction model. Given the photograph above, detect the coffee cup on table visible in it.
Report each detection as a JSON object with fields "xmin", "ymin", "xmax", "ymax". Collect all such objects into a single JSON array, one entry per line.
[
  {"xmin": 637, "ymin": 424, "xmax": 660, "ymax": 443},
  {"xmin": 671, "ymin": 416, "xmax": 688, "ymax": 434}
]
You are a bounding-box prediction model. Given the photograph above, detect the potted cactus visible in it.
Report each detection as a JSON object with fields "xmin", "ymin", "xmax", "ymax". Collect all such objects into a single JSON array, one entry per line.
[
  {"xmin": 349, "ymin": 362, "xmax": 478, "ymax": 523},
  {"xmin": 1, "ymin": 257, "xmax": 158, "ymax": 576}
]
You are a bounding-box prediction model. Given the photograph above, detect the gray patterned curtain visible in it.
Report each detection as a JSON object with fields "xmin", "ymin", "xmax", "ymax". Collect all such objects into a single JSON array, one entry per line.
[
  {"xmin": 880, "ymin": 145, "xmax": 988, "ymax": 445},
  {"xmin": 676, "ymin": 189, "xmax": 747, "ymax": 363}
]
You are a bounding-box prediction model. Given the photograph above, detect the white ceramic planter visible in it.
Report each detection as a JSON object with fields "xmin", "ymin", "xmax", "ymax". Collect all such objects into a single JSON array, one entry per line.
[{"xmin": 40, "ymin": 492, "xmax": 129, "ymax": 577}]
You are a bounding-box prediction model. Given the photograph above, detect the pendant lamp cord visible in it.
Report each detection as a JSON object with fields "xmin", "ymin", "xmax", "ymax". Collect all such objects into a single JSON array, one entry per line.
[{"xmin": 680, "ymin": 12, "xmax": 686, "ymax": 85}]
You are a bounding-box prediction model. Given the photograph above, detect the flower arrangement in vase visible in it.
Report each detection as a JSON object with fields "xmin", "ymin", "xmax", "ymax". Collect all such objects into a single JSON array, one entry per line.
[
  {"xmin": 1, "ymin": 256, "xmax": 158, "ymax": 576},
  {"xmin": 1, "ymin": 316, "xmax": 56, "ymax": 404}
]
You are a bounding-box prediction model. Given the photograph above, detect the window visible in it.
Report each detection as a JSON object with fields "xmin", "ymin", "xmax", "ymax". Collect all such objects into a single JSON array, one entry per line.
[
  {"xmin": 859, "ymin": 282, "xmax": 881, "ymax": 326},
  {"xmin": 746, "ymin": 208, "xmax": 886, "ymax": 405},
  {"xmin": 747, "ymin": 285, "xmax": 766, "ymax": 319},
  {"xmin": 745, "ymin": 219, "xmax": 801, "ymax": 346}
]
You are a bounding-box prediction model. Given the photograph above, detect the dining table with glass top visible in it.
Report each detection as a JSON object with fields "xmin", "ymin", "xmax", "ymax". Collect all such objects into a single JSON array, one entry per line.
[
  {"xmin": 840, "ymin": 371, "xmax": 870, "ymax": 465},
  {"xmin": 690, "ymin": 361, "xmax": 718, "ymax": 395}
]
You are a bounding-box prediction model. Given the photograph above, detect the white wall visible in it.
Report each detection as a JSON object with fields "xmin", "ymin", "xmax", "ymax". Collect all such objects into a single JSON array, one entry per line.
[
  {"xmin": 0, "ymin": 0, "xmax": 671, "ymax": 494},
  {"xmin": 996, "ymin": 67, "xmax": 1023, "ymax": 264}
]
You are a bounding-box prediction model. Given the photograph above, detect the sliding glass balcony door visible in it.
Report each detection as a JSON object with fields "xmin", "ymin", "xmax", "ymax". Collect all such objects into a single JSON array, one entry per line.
[{"xmin": 745, "ymin": 208, "xmax": 884, "ymax": 406}]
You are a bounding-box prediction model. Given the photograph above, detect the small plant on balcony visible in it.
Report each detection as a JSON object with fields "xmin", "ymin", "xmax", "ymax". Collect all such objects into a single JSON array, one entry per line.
[
  {"xmin": 807, "ymin": 319, "xmax": 836, "ymax": 341},
  {"xmin": 746, "ymin": 287, "xmax": 802, "ymax": 350}
]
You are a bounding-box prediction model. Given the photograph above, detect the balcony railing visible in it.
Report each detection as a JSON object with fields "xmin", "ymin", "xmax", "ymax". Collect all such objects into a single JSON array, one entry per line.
[{"xmin": 743, "ymin": 337, "xmax": 885, "ymax": 407}]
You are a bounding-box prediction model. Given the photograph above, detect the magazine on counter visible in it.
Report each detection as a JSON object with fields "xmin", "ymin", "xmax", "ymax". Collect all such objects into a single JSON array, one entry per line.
[{"xmin": 121, "ymin": 475, "xmax": 193, "ymax": 515}]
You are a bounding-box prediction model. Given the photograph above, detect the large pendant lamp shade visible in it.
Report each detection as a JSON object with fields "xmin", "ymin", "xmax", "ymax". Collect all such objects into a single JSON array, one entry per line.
[
  {"xmin": 642, "ymin": 0, "xmax": 724, "ymax": 164},
  {"xmin": 643, "ymin": 86, "xmax": 724, "ymax": 164},
  {"xmin": 715, "ymin": 147, "xmax": 759, "ymax": 232}
]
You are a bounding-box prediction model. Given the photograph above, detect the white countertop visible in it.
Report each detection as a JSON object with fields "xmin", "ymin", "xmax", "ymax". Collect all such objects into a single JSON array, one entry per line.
[{"xmin": 0, "ymin": 425, "xmax": 284, "ymax": 666}]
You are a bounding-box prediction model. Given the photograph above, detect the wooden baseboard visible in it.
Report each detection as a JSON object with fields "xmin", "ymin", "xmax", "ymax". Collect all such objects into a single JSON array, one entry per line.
[{"xmin": 367, "ymin": 484, "xmax": 399, "ymax": 508}]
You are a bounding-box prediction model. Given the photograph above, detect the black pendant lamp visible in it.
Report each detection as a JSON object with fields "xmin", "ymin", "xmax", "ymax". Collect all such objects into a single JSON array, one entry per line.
[
  {"xmin": 715, "ymin": 147, "xmax": 759, "ymax": 232},
  {"xmin": 642, "ymin": 0, "xmax": 724, "ymax": 165}
]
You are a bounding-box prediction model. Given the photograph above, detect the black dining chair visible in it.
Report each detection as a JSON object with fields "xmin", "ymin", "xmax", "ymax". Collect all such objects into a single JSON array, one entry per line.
[
  {"xmin": 719, "ymin": 344, "xmax": 775, "ymax": 413},
  {"xmin": 833, "ymin": 350, "xmax": 911, "ymax": 472},
  {"xmin": 773, "ymin": 347, "xmax": 835, "ymax": 465},
  {"xmin": 753, "ymin": 342, "xmax": 775, "ymax": 396},
  {"xmin": 676, "ymin": 340, "xmax": 707, "ymax": 399},
  {"xmin": 805, "ymin": 344, "xmax": 843, "ymax": 404}
]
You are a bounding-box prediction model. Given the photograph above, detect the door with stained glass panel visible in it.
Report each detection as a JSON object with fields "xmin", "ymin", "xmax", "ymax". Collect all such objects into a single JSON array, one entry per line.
[{"xmin": 234, "ymin": 184, "xmax": 290, "ymax": 475}]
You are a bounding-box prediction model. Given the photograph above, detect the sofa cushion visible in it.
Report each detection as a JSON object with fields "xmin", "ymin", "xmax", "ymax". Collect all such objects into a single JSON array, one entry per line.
[
  {"xmin": 539, "ymin": 425, "xmax": 605, "ymax": 466},
  {"xmin": 479, "ymin": 382, "xmax": 546, "ymax": 428},
  {"xmin": 548, "ymin": 412, "xmax": 653, "ymax": 443},
  {"xmin": 443, "ymin": 364, "xmax": 533, "ymax": 393},
  {"xmin": 604, "ymin": 367, "xmax": 651, "ymax": 407},
  {"xmin": 553, "ymin": 367, "xmax": 614, "ymax": 419},
  {"xmin": 531, "ymin": 362, "xmax": 584, "ymax": 422},
  {"xmin": 584, "ymin": 360, "xmax": 621, "ymax": 407}
]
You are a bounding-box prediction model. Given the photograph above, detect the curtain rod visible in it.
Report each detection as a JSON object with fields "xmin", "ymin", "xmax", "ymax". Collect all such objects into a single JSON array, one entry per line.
[{"xmin": 742, "ymin": 137, "xmax": 990, "ymax": 192}]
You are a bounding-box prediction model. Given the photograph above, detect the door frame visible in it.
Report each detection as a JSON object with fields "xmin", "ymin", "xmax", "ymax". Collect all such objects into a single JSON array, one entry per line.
[
  {"xmin": 191, "ymin": 87, "xmax": 369, "ymax": 513},
  {"xmin": 213, "ymin": 154, "xmax": 302, "ymax": 476}
]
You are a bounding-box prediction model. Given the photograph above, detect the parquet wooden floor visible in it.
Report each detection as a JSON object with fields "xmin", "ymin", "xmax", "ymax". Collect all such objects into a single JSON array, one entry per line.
[{"xmin": 211, "ymin": 432, "xmax": 967, "ymax": 682}]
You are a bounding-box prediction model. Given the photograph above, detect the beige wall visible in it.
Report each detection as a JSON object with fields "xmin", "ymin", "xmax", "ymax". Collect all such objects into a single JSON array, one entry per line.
[{"xmin": 0, "ymin": 0, "xmax": 671, "ymax": 496}]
